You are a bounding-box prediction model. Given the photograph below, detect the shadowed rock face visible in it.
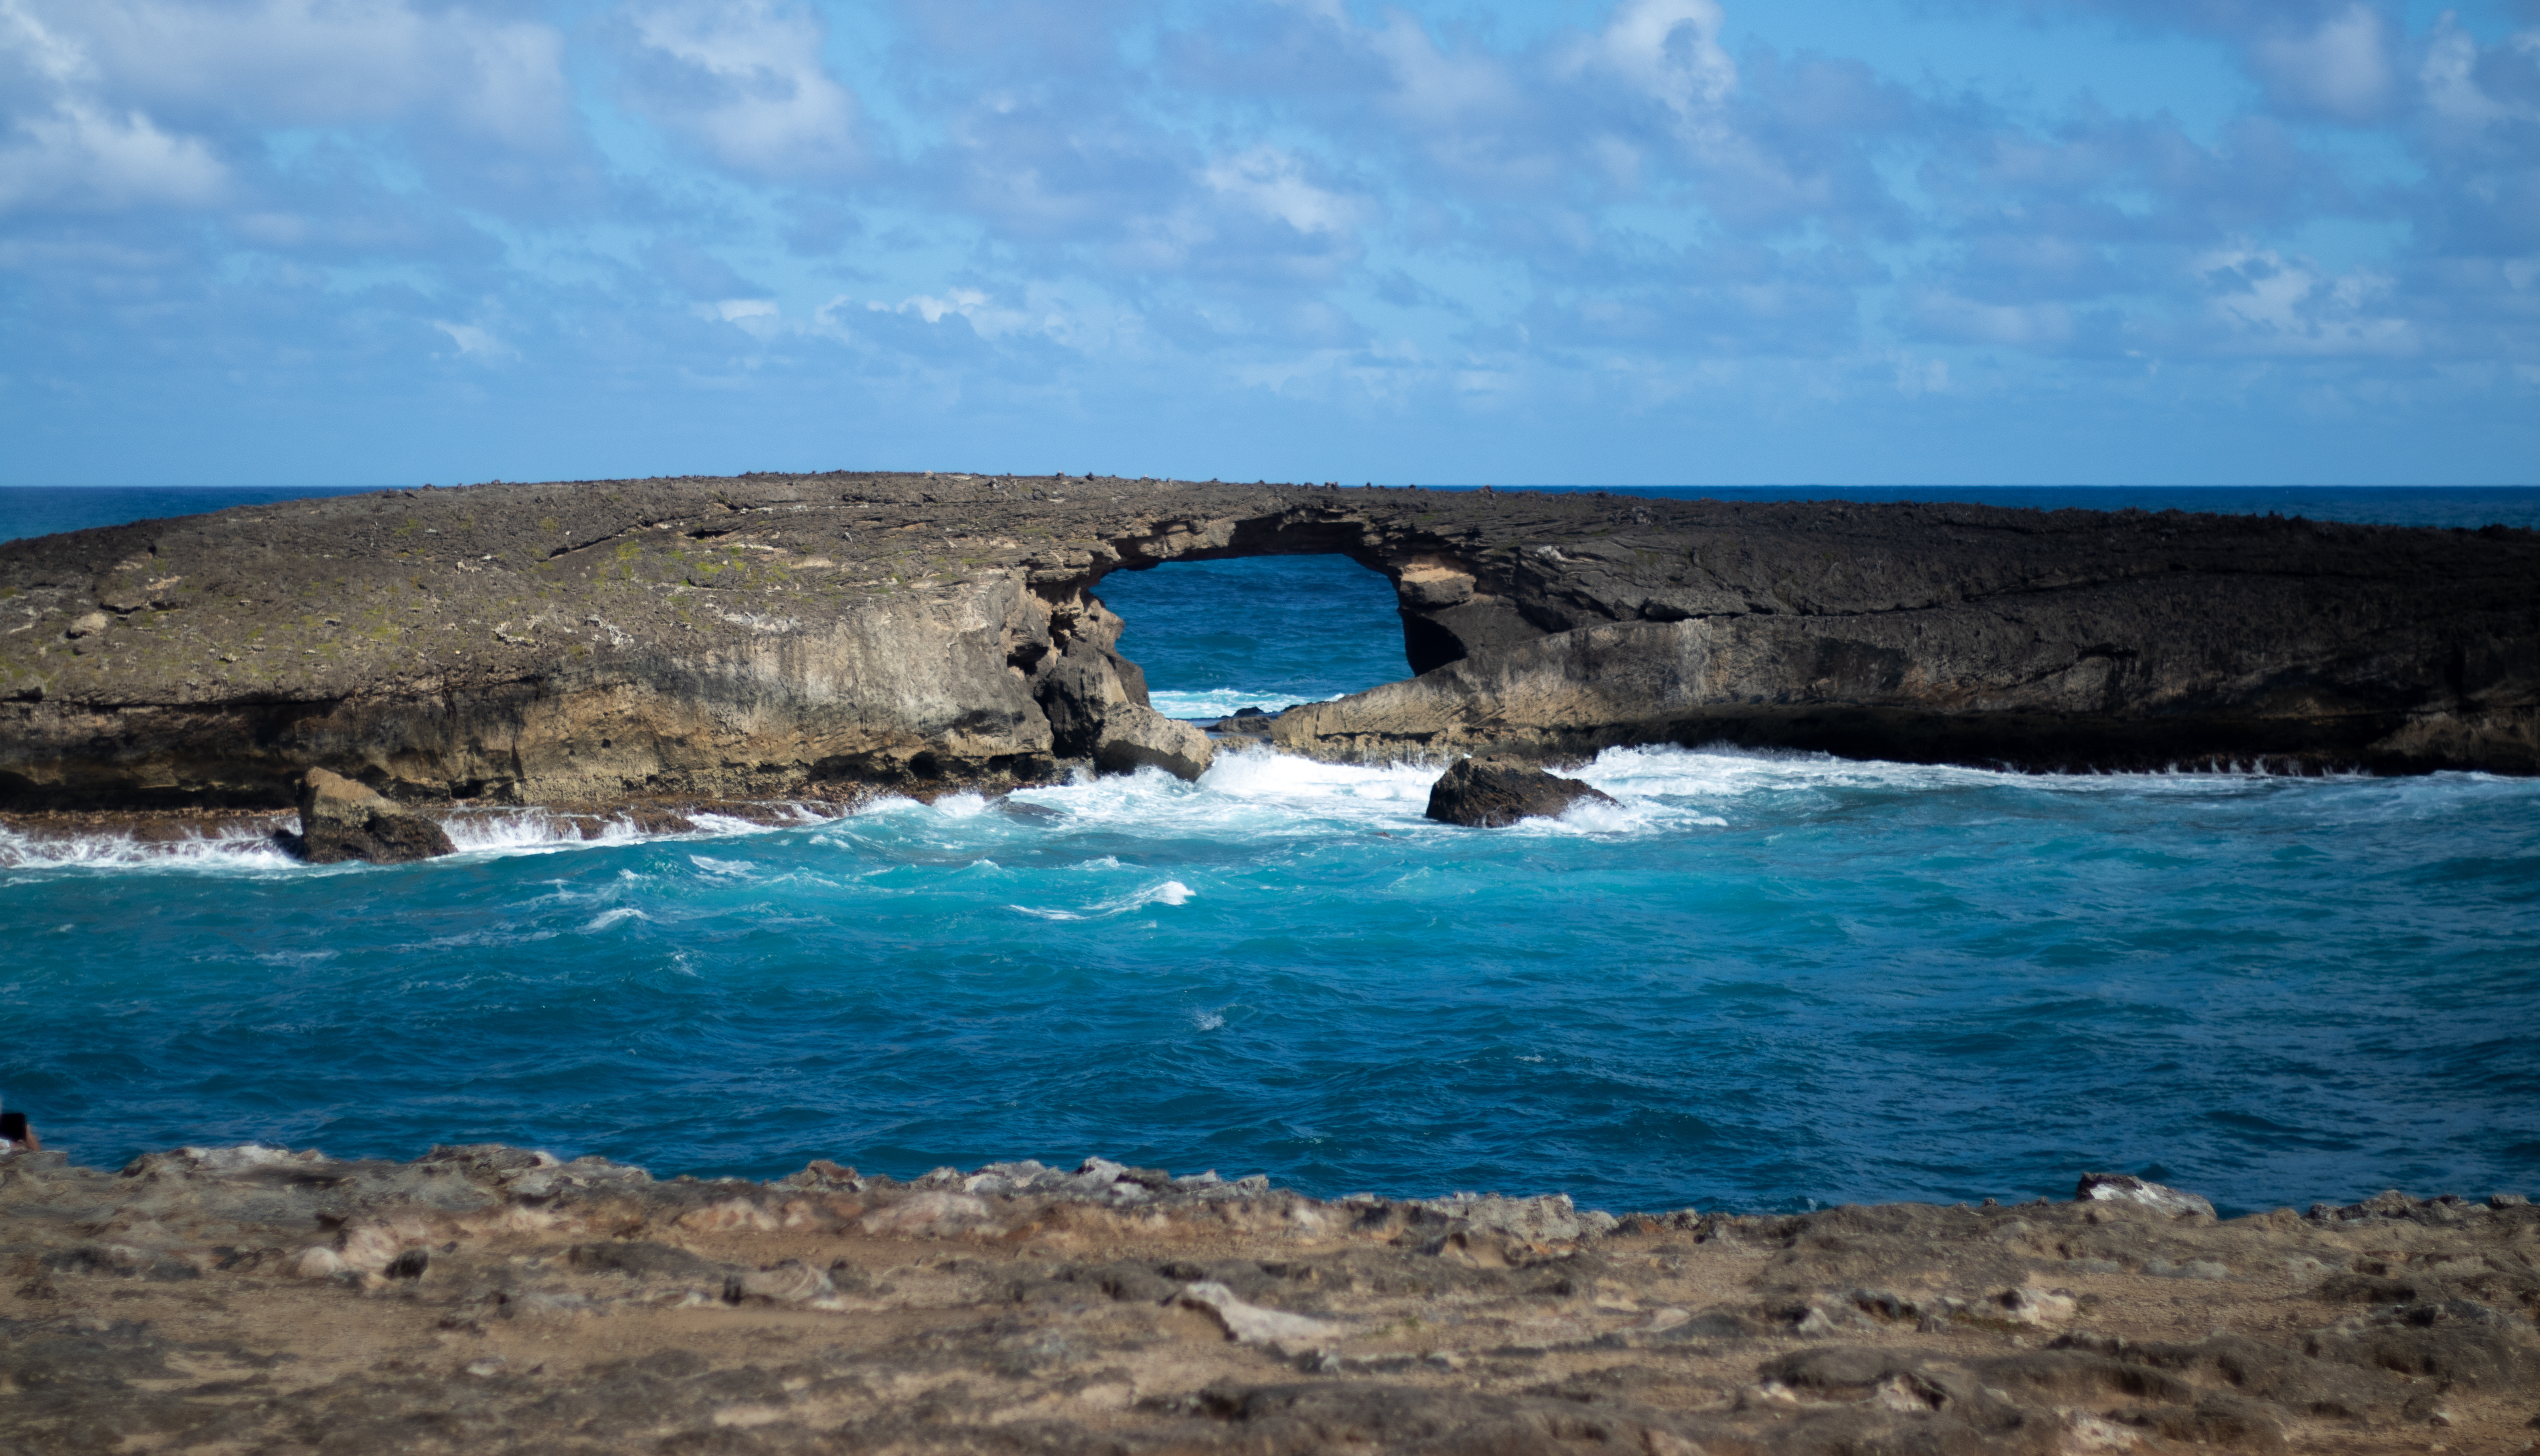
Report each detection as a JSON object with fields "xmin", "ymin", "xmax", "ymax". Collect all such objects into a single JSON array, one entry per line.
[
  {"xmin": 1, "ymin": 1144, "xmax": 2535, "ymax": 1455},
  {"xmin": 1426, "ymin": 756, "xmax": 1619, "ymax": 827},
  {"xmin": 2, "ymin": 473, "xmax": 2534, "ymax": 811},
  {"xmin": 292, "ymin": 767, "xmax": 456, "ymax": 864}
]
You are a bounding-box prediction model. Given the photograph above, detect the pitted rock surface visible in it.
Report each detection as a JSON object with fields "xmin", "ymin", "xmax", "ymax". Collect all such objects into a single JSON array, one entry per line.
[{"xmin": 3, "ymin": 1143, "xmax": 2536, "ymax": 1454}]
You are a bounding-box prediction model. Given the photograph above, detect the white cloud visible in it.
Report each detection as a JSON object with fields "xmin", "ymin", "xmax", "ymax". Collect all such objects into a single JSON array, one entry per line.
[
  {"xmin": 1201, "ymin": 147, "xmax": 1368, "ymax": 237},
  {"xmin": 624, "ymin": 0, "xmax": 863, "ymax": 180},
  {"xmin": 694, "ymin": 297, "xmax": 782, "ymax": 340},
  {"xmin": 21, "ymin": 0, "xmax": 574, "ymax": 146},
  {"xmin": 1566, "ymin": 0, "xmax": 1736, "ymax": 124},
  {"xmin": 0, "ymin": 0, "xmax": 224, "ymax": 212},
  {"xmin": 2420, "ymin": 17, "xmax": 2540, "ymax": 132},
  {"xmin": 2249, "ymin": 3, "xmax": 2391, "ymax": 122},
  {"xmin": 433, "ymin": 320, "xmax": 513, "ymax": 360},
  {"xmin": 1909, "ymin": 293, "xmax": 2077, "ymax": 349},
  {"xmin": 1369, "ymin": 11, "xmax": 1522, "ymax": 131},
  {"xmin": 0, "ymin": 97, "xmax": 225, "ymax": 212},
  {"xmin": 2198, "ymin": 246, "xmax": 2412, "ymax": 355},
  {"xmin": 871, "ymin": 288, "xmax": 1017, "ymax": 332}
]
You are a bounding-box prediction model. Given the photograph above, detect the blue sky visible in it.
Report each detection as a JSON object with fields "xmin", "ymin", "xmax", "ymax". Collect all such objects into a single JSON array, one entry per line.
[{"xmin": 1, "ymin": 0, "xmax": 2534, "ymax": 485}]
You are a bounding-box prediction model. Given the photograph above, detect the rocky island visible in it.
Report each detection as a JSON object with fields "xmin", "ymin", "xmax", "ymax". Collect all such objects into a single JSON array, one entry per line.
[
  {"xmin": 0, "ymin": 1143, "xmax": 2533, "ymax": 1454},
  {"xmin": 2, "ymin": 473, "xmax": 2535, "ymax": 844}
]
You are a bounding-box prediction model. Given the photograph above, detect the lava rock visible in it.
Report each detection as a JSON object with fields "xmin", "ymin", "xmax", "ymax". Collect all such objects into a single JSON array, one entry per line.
[
  {"xmin": 292, "ymin": 768, "xmax": 456, "ymax": 865},
  {"xmin": 1424, "ymin": 755, "xmax": 1618, "ymax": 827}
]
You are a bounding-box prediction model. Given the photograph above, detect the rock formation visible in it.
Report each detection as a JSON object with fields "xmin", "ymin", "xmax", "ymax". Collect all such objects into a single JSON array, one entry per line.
[
  {"xmin": 1425, "ymin": 754, "xmax": 1619, "ymax": 827},
  {"xmin": 1, "ymin": 1142, "xmax": 2534, "ymax": 1453},
  {"xmin": 1034, "ymin": 613, "xmax": 1214, "ymax": 781},
  {"xmin": 292, "ymin": 766, "xmax": 457, "ymax": 864},
  {"xmin": 3, "ymin": 474, "xmax": 2534, "ymax": 816}
]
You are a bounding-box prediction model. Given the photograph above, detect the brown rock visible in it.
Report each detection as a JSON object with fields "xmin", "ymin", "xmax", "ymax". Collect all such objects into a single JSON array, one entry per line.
[
  {"xmin": 6, "ymin": 1144, "xmax": 2537, "ymax": 1455},
  {"xmin": 293, "ymin": 768, "xmax": 455, "ymax": 865},
  {"xmin": 1096, "ymin": 704, "xmax": 1215, "ymax": 780}
]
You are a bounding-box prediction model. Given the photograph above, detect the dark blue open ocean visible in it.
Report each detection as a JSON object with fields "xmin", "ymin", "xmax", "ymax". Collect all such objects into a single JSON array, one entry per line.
[{"xmin": 3, "ymin": 485, "xmax": 2535, "ymax": 1215}]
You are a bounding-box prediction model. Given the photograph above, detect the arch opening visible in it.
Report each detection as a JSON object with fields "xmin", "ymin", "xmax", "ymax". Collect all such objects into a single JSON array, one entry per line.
[{"xmin": 1093, "ymin": 554, "xmax": 1409, "ymax": 721}]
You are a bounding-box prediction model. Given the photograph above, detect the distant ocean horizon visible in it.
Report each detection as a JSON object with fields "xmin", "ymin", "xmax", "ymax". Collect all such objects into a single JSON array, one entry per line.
[{"xmin": 3, "ymin": 480, "xmax": 2534, "ymax": 1213}]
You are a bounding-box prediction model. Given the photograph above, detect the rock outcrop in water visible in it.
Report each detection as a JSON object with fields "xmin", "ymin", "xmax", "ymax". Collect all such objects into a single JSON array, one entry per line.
[
  {"xmin": 1426, "ymin": 755, "xmax": 1619, "ymax": 827},
  {"xmin": 2, "ymin": 1143, "xmax": 2535, "ymax": 1454},
  {"xmin": 2, "ymin": 474, "xmax": 2534, "ymax": 815},
  {"xmin": 292, "ymin": 767, "xmax": 456, "ymax": 863}
]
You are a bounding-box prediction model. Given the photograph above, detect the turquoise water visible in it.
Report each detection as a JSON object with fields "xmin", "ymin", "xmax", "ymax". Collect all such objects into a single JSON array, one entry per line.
[{"xmin": 3, "ymin": 487, "xmax": 2536, "ymax": 1214}]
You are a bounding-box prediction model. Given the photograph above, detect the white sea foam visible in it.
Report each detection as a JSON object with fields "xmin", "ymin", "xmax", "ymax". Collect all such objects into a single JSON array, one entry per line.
[
  {"xmin": 438, "ymin": 811, "xmax": 593, "ymax": 856},
  {"xmin": 0, "ymin": 821, "xmax": 299, "ymax": 873},
  {"xmin": 685, "ymin": 811, "xmax": 793, "ymax": 836},
  {"xmin": 1149, "ymin": 688, "xmax": 1339, "ymax": 718},
  {"xmin": 1010, "ymin": 878, "xmax": 1198, "ymax": 921},
  {"xmin": 0, "ymin": 799, "xmax": 832, "ymax": 877},
  {"xmin": 965, "ymin": 739, "xmax": 2456, "ymax": 852},
  {"xmin": 3, "ymin": 738, "xmax": 2507, "ymax": 880},
  {"xmin": 585, "ymin": 907, "xmax": 651, "ymax": 932},
  {"xmin": 1569, "ymin": 742, "xmax": 2382, "ymax": 806}
]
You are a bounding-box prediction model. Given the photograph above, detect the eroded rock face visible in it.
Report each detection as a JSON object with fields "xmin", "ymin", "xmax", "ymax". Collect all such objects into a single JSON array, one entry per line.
[
  {"xmin": 1425, "ymin": 754, "xmax": 1619, "ymax": 827},
  {"xmin": 294, "ymin": 768, "xmax": 456, "ymax": 864},
  {"xmin": 2, "ymin": 1143, "xmax": 2535, "ymax": 1455},
  {"xmin": 1097, "ymin": 704, "xmax": 1215, "ymax": 780},
  {"xmin": 2, "ymin": 474, "xmax": 2534, "ymax": 814},
  {"xmin": 1034, "ymin": 631, "xmax": 1214, "ymax": 782}
]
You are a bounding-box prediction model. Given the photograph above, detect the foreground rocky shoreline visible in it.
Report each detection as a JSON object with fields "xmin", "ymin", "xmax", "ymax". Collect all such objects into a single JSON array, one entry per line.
[{"xmin": 3, "ymin": 1144, "xmax": 2532, "ymax": 1454}]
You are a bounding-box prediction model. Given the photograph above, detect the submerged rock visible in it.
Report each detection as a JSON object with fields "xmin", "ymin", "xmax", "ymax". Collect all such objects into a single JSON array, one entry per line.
[
  {"xmin": 1425, "ymin": 754, "xmax": 1619, "ymax": 827},
  {"xmin": 292, "ymin": 769, "xmax": 455, "ymax": 865}
]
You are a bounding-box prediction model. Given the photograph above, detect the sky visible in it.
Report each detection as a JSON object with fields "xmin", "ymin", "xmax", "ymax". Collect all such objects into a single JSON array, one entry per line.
[{"xmin": 1, "ymin": 0, "xmax": 2535, "ymax": 485}]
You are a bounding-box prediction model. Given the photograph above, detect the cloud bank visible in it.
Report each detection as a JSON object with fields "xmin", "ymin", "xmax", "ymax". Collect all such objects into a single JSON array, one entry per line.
[{"xmin": 0, "ymin": 0, "xmax": 2533, "ymax": 483}]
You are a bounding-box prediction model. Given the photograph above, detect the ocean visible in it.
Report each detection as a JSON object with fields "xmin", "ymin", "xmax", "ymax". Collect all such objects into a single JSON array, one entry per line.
[{"xmin": 3, "ymin": 485, "xmax": 2535, "ymax": 1216}]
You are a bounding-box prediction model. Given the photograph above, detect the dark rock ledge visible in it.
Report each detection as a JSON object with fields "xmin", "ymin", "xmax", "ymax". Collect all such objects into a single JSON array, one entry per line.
[
  {"xmin": 3, "ymin": 474, "xmax": 2534, "ymax": 823},
  {"xmin": 1, "ymin": 1143, "xmax": 2533, "ymax": 1454}
]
